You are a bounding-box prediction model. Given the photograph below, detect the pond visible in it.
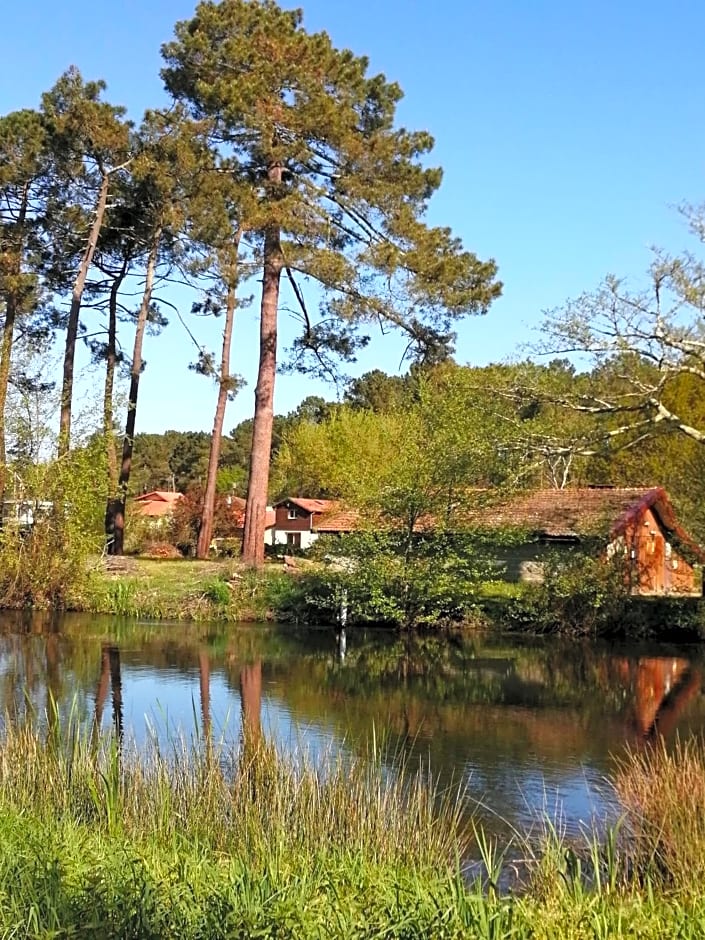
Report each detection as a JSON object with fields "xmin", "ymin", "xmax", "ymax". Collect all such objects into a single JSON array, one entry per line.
[{"xmin": 1, "ymin": 611, "xmax": 704, "ymax": 842}]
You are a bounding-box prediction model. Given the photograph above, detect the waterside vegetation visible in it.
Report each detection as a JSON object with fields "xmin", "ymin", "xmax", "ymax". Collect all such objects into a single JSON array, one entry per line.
[
  {"xmin": 2, "ymin": 715, "xmax": 705, "ymax": 937},
  {"xmin": 60, "ymin": 552, "xmax": 703, "ymax": 639}
]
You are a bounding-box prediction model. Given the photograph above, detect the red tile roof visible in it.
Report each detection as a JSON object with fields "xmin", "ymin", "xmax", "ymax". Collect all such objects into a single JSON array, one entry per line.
[
  {"xmin": 133, "ymin": 490, "xmax": 183, "ymax": 504},
  {"xmin": 133, "ymin": 491, "xmax": 184, "ymax": 517},
  {"xmin": 229, "ymin": 497, "xmax": 275, "ymax": 530},
  {"xmin": 314, "ymin": 508, "xmax": 359, "ymax": 533},
  {"xmin": 280, "ymin": 498, "xmax": 338, "ymax": 514}
]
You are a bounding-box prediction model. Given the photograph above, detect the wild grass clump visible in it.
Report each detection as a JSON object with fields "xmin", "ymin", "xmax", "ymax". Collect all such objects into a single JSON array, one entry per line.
[
  {"xmin": 614, "ymin": 736, "xmax": 705, "ymax": 892},
  {"xmin": 0, "ymin": 715, "xmax": 488, "ymax": 937}
]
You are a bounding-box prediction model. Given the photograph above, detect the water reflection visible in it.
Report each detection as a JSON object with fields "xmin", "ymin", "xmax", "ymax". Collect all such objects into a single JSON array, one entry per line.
[
  {"xmin": 93, "ymin": 645, "xmax": 123, "ymax": 744},
  {"xmin": 614, "ymin": 657, "xmax": 701, "ymax": 740},
  {"xmin": 0, "ymin": 612, "xmax": 703, "ymax": 839}
]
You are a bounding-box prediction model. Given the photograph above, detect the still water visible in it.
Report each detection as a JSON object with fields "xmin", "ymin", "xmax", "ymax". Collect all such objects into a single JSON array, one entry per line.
[{"xmin": 1, "ymin": 611, "xmax": 704, "ymax": 840}]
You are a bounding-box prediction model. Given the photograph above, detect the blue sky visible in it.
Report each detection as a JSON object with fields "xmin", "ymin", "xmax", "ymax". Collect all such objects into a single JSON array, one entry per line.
[{"xmin": 3, "ymin": 0, "xmax": 705, "ymax": 433}]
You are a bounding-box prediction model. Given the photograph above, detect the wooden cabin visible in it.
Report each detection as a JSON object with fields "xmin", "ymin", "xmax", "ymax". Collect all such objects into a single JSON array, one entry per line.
[{"xmin": 473, "ymin": 487, "xmax": 704, "ymax": 596}]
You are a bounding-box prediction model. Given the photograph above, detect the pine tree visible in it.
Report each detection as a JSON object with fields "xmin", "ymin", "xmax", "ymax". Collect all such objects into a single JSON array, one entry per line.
[
  {"xmin": 161, "ymin": 0, "xmax": 502, "ymax": 564},
  {"xmin": 40, "ymin": 68, "xmax": 132, "ymax": 455},
  {"xmin": 0, "ymin": 108, "xmax": 52, "ymax": 502}
]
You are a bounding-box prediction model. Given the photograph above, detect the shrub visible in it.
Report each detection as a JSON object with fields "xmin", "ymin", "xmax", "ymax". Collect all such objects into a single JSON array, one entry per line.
[
  {"xmin": 284, "ymin": 531, "xmax": 493, "ymax": 629},
  {"xmin": 168, "ymin": 487, "xmax": 242, "ymax": 556},
  {"xmin": 0, "ymin": 442, "xmax": 106, "ymax": 608},
  {"xmin": 202, "ymin": 577, "xmax": 232, "ymax": 606},
  {"xmin": 504, "ymin": 550, "xmax": 629, "ymax": 636}
]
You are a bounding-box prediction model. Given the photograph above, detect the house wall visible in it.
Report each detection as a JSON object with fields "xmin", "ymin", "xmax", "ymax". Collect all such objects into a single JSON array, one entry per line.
[
  {"xmin": 625, "ymin": 507, "xmax": 700, "ymax": 596},
  {"xmin": 493, "ymin": 518, "xmax": 701, "ymax": 597},
  {"xmin": 274, "ymin": 503, "xmax": 313, "ymax": 532},
  {"xmin": 491, "ymin": 541, "xmax": 576, "ymax": 583},
  {"xmin": 272, "ymin": 502, "xmax": 321, "ymax": 549},
  {"xmin": 273, "ymin": 530, "xmax": 319, "ymax": 549}
]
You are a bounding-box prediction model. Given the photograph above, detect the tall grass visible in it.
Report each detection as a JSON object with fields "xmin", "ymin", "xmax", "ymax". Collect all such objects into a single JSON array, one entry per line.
[
  {"xmin": 0, "ymin": 714, "xmax": 485, "ymax": 937},
  {"xmin": 3, "ymin": 715, "xmax": 705, "ymax": 936},
  {"xmin": 614, "ymin": 735, "xmax": 705, "ymax": 893}
]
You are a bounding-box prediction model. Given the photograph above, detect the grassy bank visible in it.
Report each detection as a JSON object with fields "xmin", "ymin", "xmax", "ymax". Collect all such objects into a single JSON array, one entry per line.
[
  {"xmin": 3, "ymin": 718, "xmax": 705, "ymax": 936},
  {"xmin": 71, "ymin": 556, "xmax": 705, "ymax": 640},
  {"xmin": 73, "ymin": 557, "xmax": 292, "ymax": 622},
  {"xmin": 0, "ymin": 720, "xmax": 475, "ymax": 938}
]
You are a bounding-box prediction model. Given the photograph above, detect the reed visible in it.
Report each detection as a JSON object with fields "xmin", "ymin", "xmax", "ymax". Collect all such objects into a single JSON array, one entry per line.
[
  {"xmin": 614, "ymin": 735, "xmax": 705, "ymax": 893},
  {"xmin": 3, "ymin": 714, "xmax": 705, "ymax": 936},
  {"xmin": 0, "ymin": 714, "xmax": 482, "ymax": 937}
]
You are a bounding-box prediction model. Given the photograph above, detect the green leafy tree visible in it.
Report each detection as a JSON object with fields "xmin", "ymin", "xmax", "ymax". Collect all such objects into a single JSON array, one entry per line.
[
  {"xmin": 0, "ymin": 438, "xmax": 106, "ymax": 607},
  {"xmin": 162, "ymin": 0, "xmax": 501, "ymax": 564},
  {"xmin": 344, "ymin": 369, "xmax": 413, "ymax": 413}
]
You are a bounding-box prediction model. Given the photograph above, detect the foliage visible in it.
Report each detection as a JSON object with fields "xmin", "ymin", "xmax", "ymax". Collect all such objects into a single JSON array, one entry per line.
[
  {"xmin": 277, "ymin": 365, "xmax": 525, "ymax": 521},
  {"xmin": 282, "ymin": 531, "xmax": 493, "ymax": 629},
  {"xmin": 0, "ymin": 440, "xmax": 106, "ymax": 607},
  {"xmin": 504, "ymin": 550, "xmax": 630, "ymax": 636},
  {"xmin": 167, "ymin": 486, "xmax": 241, "ymax": 556}
]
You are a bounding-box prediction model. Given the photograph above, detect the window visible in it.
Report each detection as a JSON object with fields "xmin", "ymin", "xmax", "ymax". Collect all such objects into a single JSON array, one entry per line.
[
  {"xmin": 287, "ymin": 508, "xmax": 299, "ymax": 519},
  {"xmin": 286, "ymin": 532, "xmax": 301, "ymax": 548}
]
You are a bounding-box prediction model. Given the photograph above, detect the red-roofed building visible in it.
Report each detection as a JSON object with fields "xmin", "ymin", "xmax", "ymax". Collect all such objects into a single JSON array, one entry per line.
[
  {"xmin": 132, "ymin": 490, "xmax": 184, "ymax": 519},
  {"xmin": 471, "ymin": 487, "xmax": 704, "ymax": 596},
  {"xmin": 272, "ymin": 498, "xmax": 358, "ymax": 549}
]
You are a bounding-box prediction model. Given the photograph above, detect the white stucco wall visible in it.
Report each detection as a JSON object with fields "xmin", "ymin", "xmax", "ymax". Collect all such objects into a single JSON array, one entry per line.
[{"xmin": 273, "ymin": 530, "xmax": 319, "ymax": 549}]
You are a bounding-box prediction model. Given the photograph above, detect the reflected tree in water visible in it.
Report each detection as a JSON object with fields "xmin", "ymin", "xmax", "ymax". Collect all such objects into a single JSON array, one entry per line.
[
  {"xmin": 198, "ymin": 649, "xmax": 211, "ymax": 743},
  {"xmin": 93, "ymin": 644, "xmax": 123, "ymax": 744},
  {"xmin": 239, "ymin": 661, "xmax": 262, "ymax": 745}
]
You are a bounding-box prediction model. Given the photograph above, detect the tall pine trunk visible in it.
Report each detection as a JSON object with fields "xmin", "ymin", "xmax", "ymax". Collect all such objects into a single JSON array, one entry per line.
[
  {"xmin": 196, "ymin": 280, "xmax": 238, "ymax": 559},
  {"xmin": 242, "ymin": 164, "xmax": 283, "ymax": 566},
  {"xmin": 103, "ymin": 261, "xmax": 127, "ymax": 545},
  {"xmin": 0, "ymin": 181, "xmax": 29, "ymax": 506},
  {"xmin": 104, "ymin": 260, "xmax": 127, "ymax": 493},
  {"xmin": 109, "ymin": 229, "xmax": 160, "ymax": 555},
  {"xmin": 58, "ymin": 171, "xmax": 110, "ymax": 456}
]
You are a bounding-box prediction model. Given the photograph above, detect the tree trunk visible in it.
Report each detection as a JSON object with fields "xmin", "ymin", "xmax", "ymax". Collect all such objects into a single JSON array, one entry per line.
[
  {"xmin": 105, "ymin": 260, "xmax": 127, "ymax": 492},
  {"xmin": 242, "ymin": 174, "xmax": 283, "ymax": 565},
  {"xmin": 0, "ymin": 182, "xmax": 29, "ymax": 506},
  {"xmin": 196, "ymin": 282, "xmax": 238, "ymax": 559},
  {"xmin": 110, "ymin": 229, "xmax": 161, "ymax": 555},
  {"xmin": 58, "ymin": 171, "xmax": 110, "ymax": 456},
  {"xmin": 103, "ymin": 260, "xmax": 127, "ymax": 546}
]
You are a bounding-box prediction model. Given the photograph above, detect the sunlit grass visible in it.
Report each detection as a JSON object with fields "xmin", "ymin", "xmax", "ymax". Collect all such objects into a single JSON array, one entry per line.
[
  {"xmin": 77, "ymin": 557, "xmax": 290, "ymax": 621},
  {"xmin": 3, "ymin": 713, "xmax": 705, "ymax": 936}
]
